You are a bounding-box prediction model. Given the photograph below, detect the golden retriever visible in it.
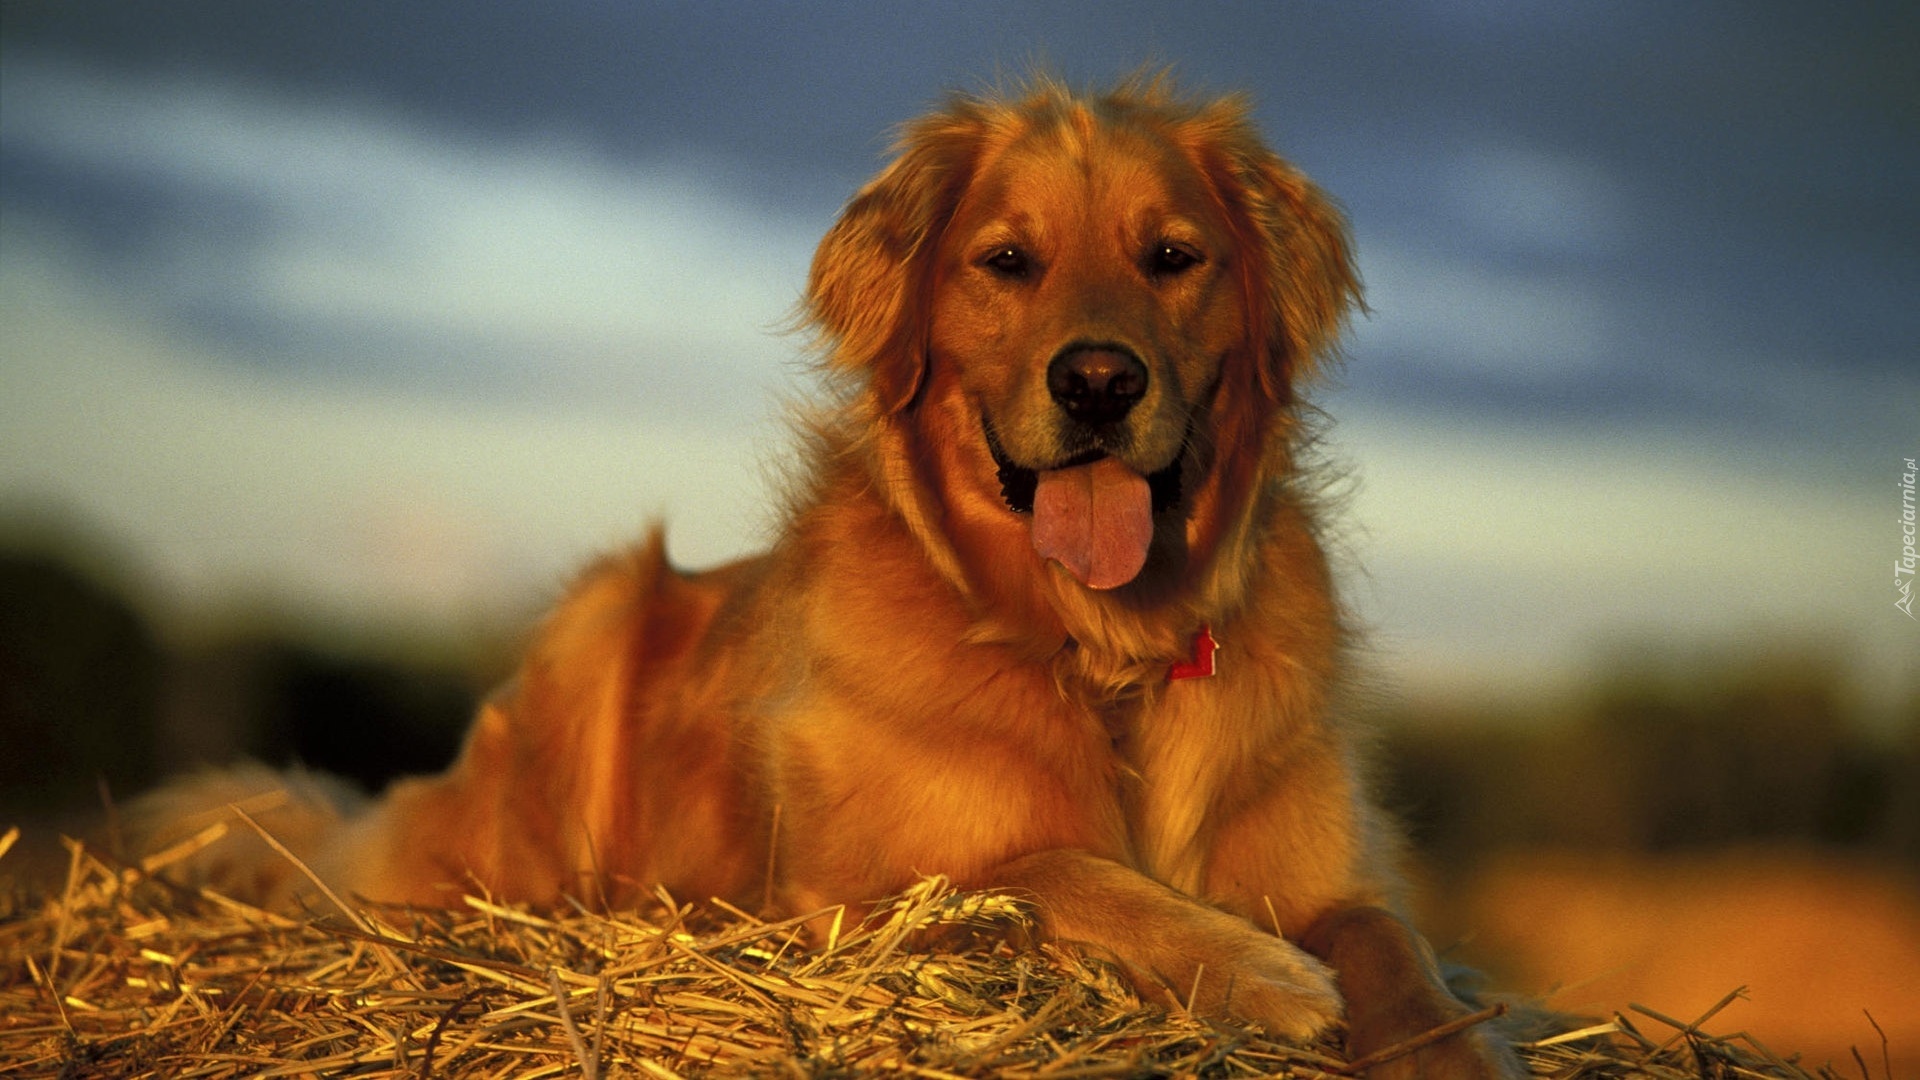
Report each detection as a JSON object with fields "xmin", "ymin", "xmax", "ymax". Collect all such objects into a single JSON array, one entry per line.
[{"xmin": 145, "ymin": 75, "xmax": 1521, "ymax": 1078}]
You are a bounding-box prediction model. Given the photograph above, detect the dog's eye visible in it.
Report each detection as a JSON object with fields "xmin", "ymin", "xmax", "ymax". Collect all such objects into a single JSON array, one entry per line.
[
  {"xmin": 1149, "ymin": 242, "xmax": 1204, "ymax": 277},
  {"xmin": 983, "ymin": 246, "xmax": 1034, "ymax": 280}
]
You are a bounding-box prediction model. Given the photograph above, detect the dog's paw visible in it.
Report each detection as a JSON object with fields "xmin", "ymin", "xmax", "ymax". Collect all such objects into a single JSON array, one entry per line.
[
  {"xmin": 1203, "ymin": 933, "xmax": 1345, "ymax": 1041},
  {"xmin": 985, "ymin": 850, "xmax": 1345, "ymax": 1042},
  {"xmin": 1121, "ymin": 922, "xmax": 1351, "ymax": 1037}
]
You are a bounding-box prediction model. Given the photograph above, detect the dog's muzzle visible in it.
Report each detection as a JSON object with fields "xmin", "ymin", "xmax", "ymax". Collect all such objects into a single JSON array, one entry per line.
[{"xmin": 983, "ymin": 418, "xmax": 1184, "ymax": 516}]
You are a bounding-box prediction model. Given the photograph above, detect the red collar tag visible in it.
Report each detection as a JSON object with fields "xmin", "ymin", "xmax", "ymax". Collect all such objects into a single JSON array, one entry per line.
[{"xmin": 1168, "ymin": 624, "xmax": 1218, "ymax": 681}]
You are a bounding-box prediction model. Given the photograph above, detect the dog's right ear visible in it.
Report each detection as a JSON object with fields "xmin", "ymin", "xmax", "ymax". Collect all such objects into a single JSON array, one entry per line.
[
  {"xmin": 1177, "ymin": 96, "xmax": 1361, "ymax": 405},
  {"xmin": 1234, "ymin": 151, "xmax": 1361, "ymax": 402},
  {"xmin": 806, "ymin": 111, "xmax": 983, "ymax": 414}
]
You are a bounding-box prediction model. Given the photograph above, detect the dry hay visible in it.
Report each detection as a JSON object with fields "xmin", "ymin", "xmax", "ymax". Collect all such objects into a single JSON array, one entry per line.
[{"xmin": 0, "ymin": 824, "xmax": 1877, "ymax": 1079}]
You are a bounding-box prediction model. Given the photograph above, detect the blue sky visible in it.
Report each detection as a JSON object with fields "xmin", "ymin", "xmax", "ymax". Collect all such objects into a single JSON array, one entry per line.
[{"xmin": 2, "ymin": 3, "xmax": 1914, "ymax": 718}]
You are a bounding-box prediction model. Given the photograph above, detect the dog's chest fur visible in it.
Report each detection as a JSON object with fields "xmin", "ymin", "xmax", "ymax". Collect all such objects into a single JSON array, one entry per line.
[{"xmin": 1057, "ymin": 668, "xmax": 1234, "ymax": 898}]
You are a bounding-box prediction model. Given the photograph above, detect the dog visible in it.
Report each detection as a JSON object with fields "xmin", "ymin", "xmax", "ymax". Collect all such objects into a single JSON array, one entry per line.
[{"xmin": 142, "ymin": 75, "xmax": 1523, "ymax": 1079}]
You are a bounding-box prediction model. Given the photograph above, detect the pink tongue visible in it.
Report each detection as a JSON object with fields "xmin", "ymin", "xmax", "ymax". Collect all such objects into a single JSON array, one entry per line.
[{"xmin": 1031, "ymin": 457, "xmax": 1154, "ymax": 590}]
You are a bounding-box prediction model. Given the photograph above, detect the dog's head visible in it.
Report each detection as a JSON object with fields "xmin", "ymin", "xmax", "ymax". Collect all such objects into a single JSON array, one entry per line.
[{"xmin": 807, "ymin": 76, "xmax": 1358, "ymax": 622}]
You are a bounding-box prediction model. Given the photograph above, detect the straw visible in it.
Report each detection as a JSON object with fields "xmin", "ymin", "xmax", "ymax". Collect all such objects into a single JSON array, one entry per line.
[{"xmin": 1, "ymin": 836, "xmax": 1851, "ymax": 1079}]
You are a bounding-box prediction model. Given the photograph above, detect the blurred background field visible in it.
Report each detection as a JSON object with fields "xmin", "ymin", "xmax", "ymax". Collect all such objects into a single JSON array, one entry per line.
[{"xmin": 3, "ymin": 2, "xmax": 1915, "ymax": 1074}]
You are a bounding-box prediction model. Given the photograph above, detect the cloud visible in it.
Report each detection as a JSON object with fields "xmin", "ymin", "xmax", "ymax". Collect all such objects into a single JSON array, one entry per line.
[
  {"xmin": 1, "ymin": 55, "xmax": 819, "ymax": 627},
  {"xmin": 1352, "ymin": 239, "xmax": 1614, "ymax": 379},
  {"xmin": 1341, "ymin": 140, "xmax": 1634, "ymax": 383},
  {"xmin": 1436, "ymin": 144, "xmax": 1629, "ymax": 259},
  {"xmin": 0, "ymin": 53, "xmax": 821, "ymax": 418},
  {"xmin": 1334, "ymin": 404, "xmax": 1911, "ymax": 715},
  {"xmin": 1, "ymin": 229, "xmax": 780, "ymax": 629}
]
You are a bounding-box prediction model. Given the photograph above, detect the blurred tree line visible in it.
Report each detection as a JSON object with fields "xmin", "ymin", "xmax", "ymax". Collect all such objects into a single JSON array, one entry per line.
[
  {"xmin": 0, "ymin": 540, "xmax": 502, "ymax": 822},
  {"xmin": 4, "ymin": 536, "xmax": 1916, "ymax": 871},
  {"xmin": 1378, "ymin": 650, "xmax": 1920, "ymax": 874}
]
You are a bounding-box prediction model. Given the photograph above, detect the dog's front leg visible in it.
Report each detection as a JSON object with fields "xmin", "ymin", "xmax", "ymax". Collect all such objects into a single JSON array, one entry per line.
[
  {"xmin": 989, "ymin": 849, "xmax": 1343, "ymax": 1041},
  {"xmin": 1300, "ymin": 905, "xmax": 1525, "ymax": 1079}
]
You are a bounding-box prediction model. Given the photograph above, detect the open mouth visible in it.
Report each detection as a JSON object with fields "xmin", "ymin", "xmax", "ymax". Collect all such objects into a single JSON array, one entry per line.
[
  {"xmin": 982, "ymin": 417, "xmax": 1185, "ymax": 515},
  {"xmin": 981, "ymin": 416, "xmax": 1187, "ymax": 590}
]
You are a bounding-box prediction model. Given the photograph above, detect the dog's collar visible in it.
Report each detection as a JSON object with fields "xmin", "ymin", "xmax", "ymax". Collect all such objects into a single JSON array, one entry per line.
[{"xmin": 1168, "ymin": 624, "xmax": 1218, "ymax": 681}]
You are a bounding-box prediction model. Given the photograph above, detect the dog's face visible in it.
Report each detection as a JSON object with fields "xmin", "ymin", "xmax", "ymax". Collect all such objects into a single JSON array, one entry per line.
[
  {"xmin": 808, "ymin": 79, "xmax": 1358, "ymax": 607},
  {"xmin": 925, "ymin": 117, "xmax": 1250, "ymax": 590}
]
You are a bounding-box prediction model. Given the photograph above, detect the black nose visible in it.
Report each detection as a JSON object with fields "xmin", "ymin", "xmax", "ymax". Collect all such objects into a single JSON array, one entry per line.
[{"xmin": 1047, "ymin": 346, "xmax": 1147, "ymax": 426}]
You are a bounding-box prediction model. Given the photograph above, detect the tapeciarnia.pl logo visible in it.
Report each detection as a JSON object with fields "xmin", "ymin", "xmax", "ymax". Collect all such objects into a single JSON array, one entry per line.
[{"xmin": 1898, "ymin": 457, "xmax": 1917, "ymax": 619}]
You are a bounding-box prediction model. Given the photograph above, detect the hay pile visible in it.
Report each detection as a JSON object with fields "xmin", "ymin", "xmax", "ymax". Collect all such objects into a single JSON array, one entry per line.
[{"xmin": 0, "ymin": 825, "xmax": 1859, "ymax": 1079}]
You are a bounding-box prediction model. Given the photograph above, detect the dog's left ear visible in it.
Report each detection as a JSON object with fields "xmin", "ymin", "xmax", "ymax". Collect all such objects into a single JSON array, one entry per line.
[
  {"xmin": 1212, "ymin": 141, "xmax": 1363, "ymax": 402},
  {"xmin": 807, "ymin": 113, "xmax": 982, "ymax": 414}
]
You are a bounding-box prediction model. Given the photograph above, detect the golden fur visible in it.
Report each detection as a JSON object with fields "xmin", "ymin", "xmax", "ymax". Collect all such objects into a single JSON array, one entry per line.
[{"xmin": 143, "ymin": 76, "xmax": 1520, "ymax": 1078}]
